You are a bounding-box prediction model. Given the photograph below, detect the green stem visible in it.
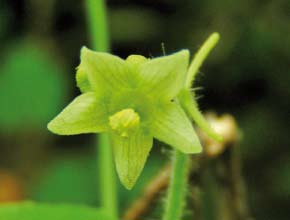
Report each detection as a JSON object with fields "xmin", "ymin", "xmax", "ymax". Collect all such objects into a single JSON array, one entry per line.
[
  {"xmin": 178, "ymin": 89, "xmax": 223, "ymax": 142},
  {"xmin": 185, "ymin": 33, "xmax": 219, "ymax": 89},
  {"xmin": 85, "ymin": 0, "xmax": 110, "ymax": 52},
  {"xmin": 97, "ymin": 134, "xmax": 118, "ymax": 220},
  {"xmin": 85, "ymin": 1, "xmax": 117, "ymax": 220},
  {"xmin": 163, "ymin": 150, "xmax": 190, "ymax": 220}
]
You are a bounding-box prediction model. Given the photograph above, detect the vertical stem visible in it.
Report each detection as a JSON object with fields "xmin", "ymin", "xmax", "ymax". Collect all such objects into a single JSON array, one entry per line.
[
  {"xmin": 85, "ymin": 0, "xmax": 110, "ymax": 52},
  {"xmin": 163, "ymin": 150, "xmax": 190, "ymax": 220},
  {"xmin": 230, "ymin": 145, "xmax": 252, "ymax": 220},
  {"xmin": 97, "ymin": 134, "xmax": 118, "ymax": 220},
  {"xmin": 84, "ymin": 1, "xmax": 117, "ymax": 220}
]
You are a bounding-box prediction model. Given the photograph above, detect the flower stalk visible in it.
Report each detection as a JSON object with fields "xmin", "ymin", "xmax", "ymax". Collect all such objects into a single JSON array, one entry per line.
[
  {"xmin": 162, "ymin": 151, "xmax": 190, "ymax": 220},
  {"xmin": 163, "ymin": 33, "xmax": 221, "ymax": 220},
  {"xmin": 85, "ymin": 1, "xmax": 117, "ymax": 220},
  {"xmin": 185, "ymin": 33, "xmax": 220, "ymax": 88},
  {"xmin": 85, "ymin": 0, "xmax": 110, "ymax": 52}
]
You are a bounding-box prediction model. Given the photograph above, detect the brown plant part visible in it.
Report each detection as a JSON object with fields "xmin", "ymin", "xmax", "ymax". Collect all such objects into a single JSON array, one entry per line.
[
  {"xmin": 196, "ymin": 112, "xmax": 253, "ymax": 220},
  {"xmin": 0, "ymin": 170, "xmax": 24, "ymax": 203},
  {"xmin": 123, "ymin": 112, "xmax": 253, "ymax": 220},
  {"xmin": 198, "ymin": 112, "xmax": 239, "ymax": 158},
  {"xmin": 122, "ymin": 164, "xmax": 171, "ymax": 220}
]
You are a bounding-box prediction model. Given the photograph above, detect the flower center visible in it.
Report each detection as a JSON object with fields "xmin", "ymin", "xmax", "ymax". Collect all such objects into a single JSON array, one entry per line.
[{"xmin": 109, "ymin": 108, "xmax": 140, "ymax": 137}]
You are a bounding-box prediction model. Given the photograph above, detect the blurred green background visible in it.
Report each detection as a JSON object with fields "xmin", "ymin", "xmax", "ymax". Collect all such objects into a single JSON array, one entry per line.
[{"xmin": 0, "ymin": 0, "xmax": 289, "ymax": 219}]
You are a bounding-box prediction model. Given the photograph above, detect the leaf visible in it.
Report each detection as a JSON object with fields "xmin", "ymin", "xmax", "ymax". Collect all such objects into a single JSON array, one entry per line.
[
  {"xmin": 138, "ymin": 50, "xmax": 189, "ymax": 101},
  {"xmin": 48, "ymin": 92, "xmax": 108, "ymax": 135},
  {"xmin": 150, "ymin": 102, "xmax": 202, "ymax": 154},
  {"xmin": 111, "ymin": 129, "xmax": 153, "ymax": 190},
  {"xmin": 29, "ymin": 155, "xmax": 98, "ymax": 204},
  {"xmin": 0, "ymin": 41, "xmax": 67, "ymax": 132},
  {"xmin": 0, "ymin": 202, "xmax": 111, "ymax": 220}
]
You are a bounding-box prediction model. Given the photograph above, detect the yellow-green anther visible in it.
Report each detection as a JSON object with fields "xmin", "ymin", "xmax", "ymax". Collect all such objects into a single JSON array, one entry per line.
[
  {"xmin": 109, "ymin": 109, "xmax": 140, "ymax": 137},
  {"xmin": 185, "ymin": 32, "xmax": 220, "ymax": 88}
]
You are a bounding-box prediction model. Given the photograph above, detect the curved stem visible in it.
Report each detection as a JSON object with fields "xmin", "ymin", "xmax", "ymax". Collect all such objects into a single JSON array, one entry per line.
[
  {"xmin": 178, "ymin": 89, "xmax": 223, "ymax": 142},
  {"xmin": 85, "ymin": 1, "xmax": 117, "ymax": 220},
  {"xmin": 185, "ymin": 33, "xmax": 219, "ymax": 89},
  {"xmin": 162, "ymin": 150, "xmax": 190, "ymax": 220}
]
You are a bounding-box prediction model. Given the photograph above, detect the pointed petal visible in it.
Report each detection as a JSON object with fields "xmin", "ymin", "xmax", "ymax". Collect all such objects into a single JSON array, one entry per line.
[
  {"xmin": 138, "ymin": 50, "xmax": 189, "ymax": 100},
  {"xmin": 178, "ymin": 89, "xmax": 223, "ymax": 142},
  {"xmin": 79, "ymin": 47, "xmax": 133, "ymax": 93},
  {"xmin": 150, "ymin": 102, "xmax": 202, "ymax": 154},
  {"xmin": 111, "ymin": 130, "xmax": 153, "ymax": 189},
  {"xmin": 48, "ymin": 92, "xmax": 108, "ymax": 135}
]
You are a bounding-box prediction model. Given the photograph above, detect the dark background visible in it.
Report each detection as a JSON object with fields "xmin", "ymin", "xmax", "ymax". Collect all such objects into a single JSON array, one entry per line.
[{"xmin": 0, "ymin": 0, "xmax": 289, "ymax": 219}]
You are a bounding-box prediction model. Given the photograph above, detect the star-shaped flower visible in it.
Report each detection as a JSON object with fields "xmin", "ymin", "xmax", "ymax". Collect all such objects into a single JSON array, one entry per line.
[{"xmin": 48, "ymin": 35, "xmax": 221, "ymax": 189}]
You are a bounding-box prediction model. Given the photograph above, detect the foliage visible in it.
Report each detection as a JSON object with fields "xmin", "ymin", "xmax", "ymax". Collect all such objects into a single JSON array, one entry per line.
[
  {"xmin": 0, "ymin": 41, "xmax": 67, "ymax": 132},
  {"xmin": 0, "ymin": 202, "xmax": 110, "ymax": 220}
]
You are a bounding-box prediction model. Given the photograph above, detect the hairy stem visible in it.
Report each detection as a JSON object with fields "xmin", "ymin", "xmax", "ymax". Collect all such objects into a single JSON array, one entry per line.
[
  {"xmin": 123, "ymin": 164, "xmax": 171, "ymax": 220},
  {"xmin": 185, "ymin": 33, "xmax": 219, "ymax": 89},
  {"xmin": 85, "ymin": 1, "xmax": 117, "ymax": 220},
  {"xmin": 162, "ymin": 150, "xmax": 190, "ymax": 220}
]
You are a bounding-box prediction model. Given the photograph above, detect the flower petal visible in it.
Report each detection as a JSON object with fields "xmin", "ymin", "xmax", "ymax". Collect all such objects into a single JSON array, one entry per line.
[
  {"xmin": 79, "ymin": 47, "xmax": 133, "ymax": 93},
  {"xmin": 138, "ymin": 50, "xmax": 189, "ymax": 100},
  {"xmin": 76, "ymin": 66, "xmax": 93, "ymax": 93},
  {"xmin": 47, "ymin": 92, "xmax": 108, "ymax": 135},
  {"xmin": 111, "ymin": 130, "xmax": 153, "ymax": 190},
  {"xmin": 150, "ymin": 102, "xmax": 202, "ymax": 154}
]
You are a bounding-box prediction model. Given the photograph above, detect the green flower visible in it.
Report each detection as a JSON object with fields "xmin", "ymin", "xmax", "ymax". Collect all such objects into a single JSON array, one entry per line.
[{"xmin": 48, "ymin": 33, "xmax": 222, "ymax": 189}]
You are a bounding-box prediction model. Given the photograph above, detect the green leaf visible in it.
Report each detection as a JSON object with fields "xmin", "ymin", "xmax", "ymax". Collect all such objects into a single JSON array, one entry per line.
[
  {"xmin": 29, "ymin": 155, "xmax": 98, "ymax": 204},
  {"xmin": 0, "ymin": 202, "xmax": 110, "ymax": 220},
  {"xmin": 79, "ymin": 47, "xmax": 134, "ymax": 94},
  {"xmin": 150, "ymin": 102, "xmax": 202, "ymax": 154},
  {"xmin": 48, "ymin": 92, "xmax": 108, "ymax": 135},
  {"xmin": 0, "ymin": 41, "xmax": 67, "ymax": 132},
  {"xmin": 138, "ymin": 50, "xmax": 189, "ymax": 101},
  {"xmin": 111, "ymin": 129, "xmax": 153, "ymax": 190},
  {"xmin": 178, "ymin": 89, "xmax": 223, "ymax": 142}
]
